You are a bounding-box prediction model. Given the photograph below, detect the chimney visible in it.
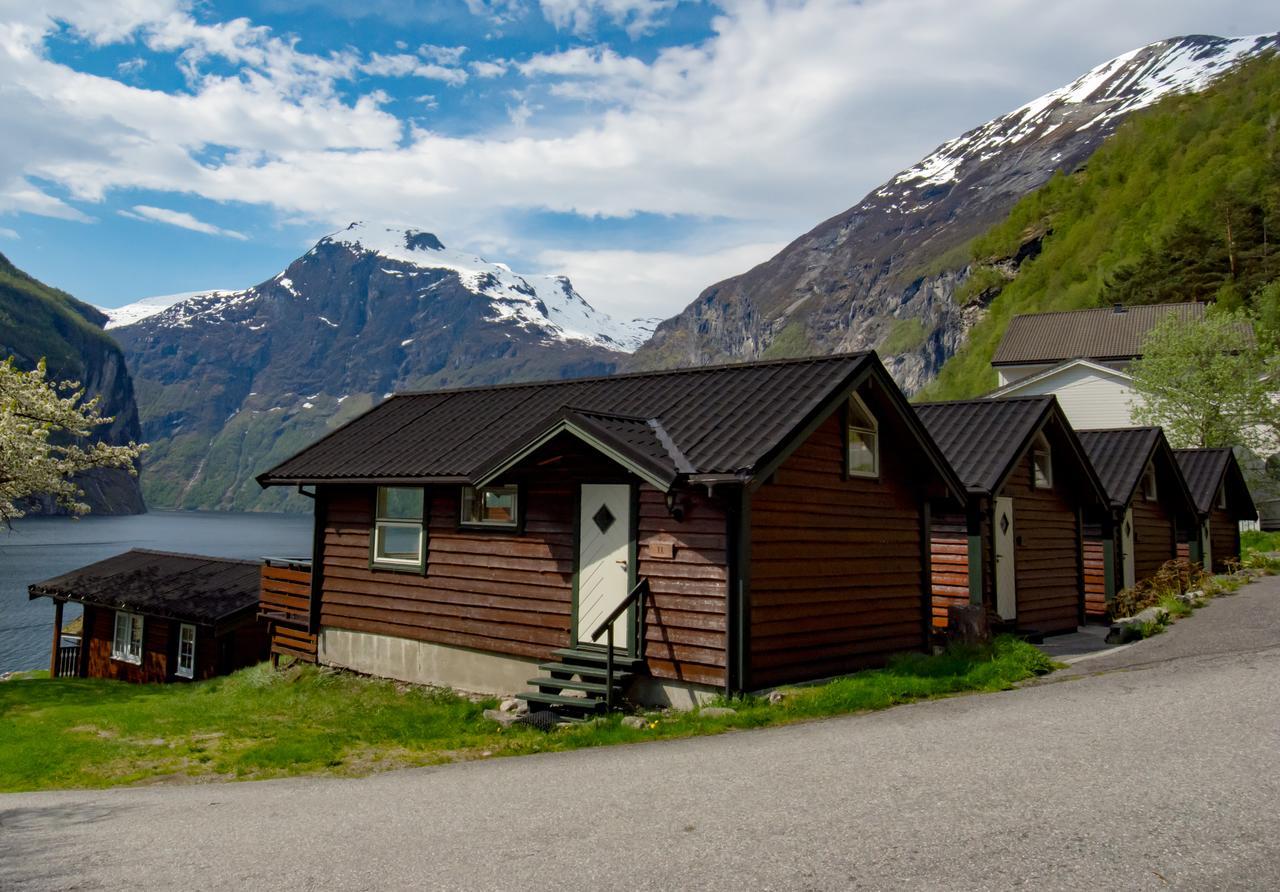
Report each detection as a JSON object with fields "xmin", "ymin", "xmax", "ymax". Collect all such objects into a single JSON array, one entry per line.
[{"xmin": 1112, "ymin": 304, "xmax": 1127, "ymax": 314}]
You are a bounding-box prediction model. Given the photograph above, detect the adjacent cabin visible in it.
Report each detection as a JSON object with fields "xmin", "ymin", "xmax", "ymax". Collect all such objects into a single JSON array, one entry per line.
[
  {"xmin": 255, "ymin": 353, "xmax": 965, "ymax": 711},
  {"xmin": 28, "ymin": 550, "xmax": 268, "ymax": 683},
  {"xmin": 1076, "ymin": 428, "xmax": 1200, "ymax": 616},
  {"xmin": 916, "ymin": 396, "xmax": 1109, "ymax": 636},
  {"xmin": 1175, "ymin": 449, "xmax": 1258, "ymax": 573},
  {"xmin": 987, "ymin": 303, "xmax": 1248, "ymax": 430}
]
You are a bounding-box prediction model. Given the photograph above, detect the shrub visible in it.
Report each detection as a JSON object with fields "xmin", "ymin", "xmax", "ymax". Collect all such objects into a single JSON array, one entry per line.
[{"xmin": 1110, "ymin": 558, "xmax": 1211, "ymax": 619}]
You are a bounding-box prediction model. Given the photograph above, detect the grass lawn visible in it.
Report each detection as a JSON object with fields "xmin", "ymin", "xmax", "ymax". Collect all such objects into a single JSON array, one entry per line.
[
  {"xmin": 0, "ymin": 637, "xmax": 1053, "ymax": 793},
  {"xmin": 1242, "ymin": 530, "xmax": 1280, "ymax": 557}
]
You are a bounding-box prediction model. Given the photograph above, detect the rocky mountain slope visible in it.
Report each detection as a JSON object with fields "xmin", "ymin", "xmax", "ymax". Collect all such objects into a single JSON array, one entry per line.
[
  {"xmin": 114, "ymin": 224, "xmax": 654, "ymax": 511},
  {"xmin": 630, "ymin": 33, "xmax": 1280, "ymax": 392},
  {"xmin": 0, "ymin": 252, "xmax": 145, "ymax": 515}
]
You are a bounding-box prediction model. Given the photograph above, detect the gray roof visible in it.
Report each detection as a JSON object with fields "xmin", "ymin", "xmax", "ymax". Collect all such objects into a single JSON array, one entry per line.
[
  {"xmin": 992, "ymin": 302, "xmax": 1221, "ymax": 366},
  {"xmin": 29, "ymin": 550, "xmax": 261, "ymax": 625},
  {"xmin": 259, "ymin": 353, "xmax": 964, "ymax": 498},
  {"xmin": 1077, "ymin": 427, "xmax": 1195, "ymax": 512},
  {"xmin": 1175, "ymin": 448, "xmax": 1257, "ymax": 519},
  {"xmin": 914, "ymin": 397, "xmax": 1055, "ymax": 494}
]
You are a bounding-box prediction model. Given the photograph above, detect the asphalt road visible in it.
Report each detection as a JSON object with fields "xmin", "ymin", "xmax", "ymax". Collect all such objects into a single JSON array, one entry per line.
[{"xmin": 4, "ymin": 579, "xmax": 1279, "ymax": 891}]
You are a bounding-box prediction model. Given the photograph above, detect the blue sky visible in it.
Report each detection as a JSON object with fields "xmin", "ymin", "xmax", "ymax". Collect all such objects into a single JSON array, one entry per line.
[{"xmin": 2, "ymin": 1, "xmax": 1277, "ymax": 319}]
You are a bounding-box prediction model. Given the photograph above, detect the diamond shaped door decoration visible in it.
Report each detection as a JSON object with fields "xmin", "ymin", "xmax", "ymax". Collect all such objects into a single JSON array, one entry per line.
[
  {"xmin": 593, "ymin": 503, "xmax": 616, "ymax": 534},
  {"xmin": 1000, "ymin": 512, "xmax": 1010, "ymax": 535}
]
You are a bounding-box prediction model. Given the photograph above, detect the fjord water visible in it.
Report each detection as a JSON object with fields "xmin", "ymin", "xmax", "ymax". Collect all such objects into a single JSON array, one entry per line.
[{"xmin": 0, "ymin": 510, "xmax": 312, "ymax": 673}]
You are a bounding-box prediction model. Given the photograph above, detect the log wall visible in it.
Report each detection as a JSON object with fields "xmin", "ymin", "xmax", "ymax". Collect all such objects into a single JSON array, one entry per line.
[
  {"xmin": 929, "ymin": 514, "xmax": 970, "ymax": 628},
  {"xmin": 999, "ymin": 458, "xmax": 1082, "ymax": 635},
  {"xmin": 1130, "ymin": 495, "xmax": 1177, "ymax": 581},
  {"xmin": 1209, "ymin": 507, "xmax": 1241, "ymax": 572},
  {"xmin": 748, "ymin": 409, "xmax": 928, "ymax": 688}
]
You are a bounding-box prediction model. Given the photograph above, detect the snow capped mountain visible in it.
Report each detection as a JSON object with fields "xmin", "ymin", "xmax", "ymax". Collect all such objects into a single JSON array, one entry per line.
[
  {"xmin": 633, "ymin": 32, "xmax": 1280, "ymax": 390},
  {"xmin": 878, "ymin": 33, "xmax": 1280, "ymax": 208},
  {"xmin": 320, "ymin": 223, "xmax": 653, "ymax": 351},
  {"xmin": 96, "ymin": 289, "xmax": 236, "ymax": 329}
]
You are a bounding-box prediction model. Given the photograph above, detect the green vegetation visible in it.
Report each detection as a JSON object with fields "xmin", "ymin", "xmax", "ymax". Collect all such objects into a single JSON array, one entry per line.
[
  {"xmin": 879, "ymin": 318, "xmax": 928, "ymax": 355},
  {"xmin": 923, "ymin": 53, "xmax": 1280, "ymax": 399},
  {"xmin": 0, "ymin": 637, "xmax": 1052, "ymax": 792},
  {"xmin": 0, "ymin": 251, "xmax": 110, "ymax": 375},
  {"xmin": 761, "ymin": 318, "xmax": 814, "ymax": 359},
  {"xmin": 1242, "ymin": 529, "xmax": 1280, "ymax": 556}
]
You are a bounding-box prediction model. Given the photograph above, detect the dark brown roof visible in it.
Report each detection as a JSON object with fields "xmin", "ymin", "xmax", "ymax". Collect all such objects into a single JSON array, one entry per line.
[
  {"xmin": 915, "ymin": 396, "xmax": 1107, "ymax": 505},
  {"xmin": 1175, "ymin": 448, "xmax": 1258, "ymax": 519},
  {"xmin": 1077, "ymin": 427, "xmax": 1196, "ymax": 512},
  {"xmin": 258, "ymin": 353, "xmax": 964, "ymax": 498},
  {"xmin": 28, "ymin": 550, "xmax": 261, "ymax": 625},
  {"xmin": 915, "ymin": 397, "xmax": 1054, "ymax": 494},
  {"xmin": 992, "ymin": 302, "xmax": 1218, "ymax": 366}
]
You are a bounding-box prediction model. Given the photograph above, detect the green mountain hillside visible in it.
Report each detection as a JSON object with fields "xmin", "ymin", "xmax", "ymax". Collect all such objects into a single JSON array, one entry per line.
[
  {"xmin": 924, "ymin": 53, "xmax": 1280, "ymax": 400},
  {"xmin": 0, "ymin": 252, "xmax": 146, "ymax": 514}
]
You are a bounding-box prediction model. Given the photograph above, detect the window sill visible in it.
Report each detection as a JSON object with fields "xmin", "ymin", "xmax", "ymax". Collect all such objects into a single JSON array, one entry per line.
[
  {"xmin": 111, "ymin": 655, "xmax": 142, "ymax": 666},
  {"xmin": 458, "ymin": 522, "xmax": 521, "ymax": 534},
  {"xmin": 370, "ymin": 559, "xmax": 427, "ymax": 574},
  {"xmin": 846, "ymin": 470, "xmax": 880, "ymax": 481}
]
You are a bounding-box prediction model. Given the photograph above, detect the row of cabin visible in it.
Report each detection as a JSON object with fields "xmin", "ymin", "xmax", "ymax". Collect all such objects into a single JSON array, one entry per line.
[{"xmin": 30, "ymin": 353, "xmax": 1256, "ymax": 710}]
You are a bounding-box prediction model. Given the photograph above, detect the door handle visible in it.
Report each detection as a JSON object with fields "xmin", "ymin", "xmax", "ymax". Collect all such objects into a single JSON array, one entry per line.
[{"xmin": 616, "ymin": 560, "xmax": 628, "ymax": 569}]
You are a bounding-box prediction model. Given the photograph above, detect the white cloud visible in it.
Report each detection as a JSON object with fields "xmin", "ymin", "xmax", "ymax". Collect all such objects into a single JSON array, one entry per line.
[
  {"xmin": 538, "ymin": 0, "xmax": 678, "ymax": 38},
  {"xmin": 0, "ymin": 227, "xmax": 18, "ymax": 239},
  {"xmin": 538, "ymin": 241, "xmax": 787, "ymax": 320},
  {"xmin": 2, "ymin": 0, "xmax": 1278, "ymax": 319},
  {"xmin": 121, "ymin": 205, "xmax": 249, "ymax": 240},
  {"xmin": 470, "ymin": 59, "xmax": 509, "ymax": 78}
]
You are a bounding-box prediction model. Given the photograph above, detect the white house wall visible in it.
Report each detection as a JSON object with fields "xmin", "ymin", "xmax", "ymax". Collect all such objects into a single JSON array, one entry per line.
[{"xmin": 1001, "ymin": 366, "xmax": 1142, "ymax": 429}]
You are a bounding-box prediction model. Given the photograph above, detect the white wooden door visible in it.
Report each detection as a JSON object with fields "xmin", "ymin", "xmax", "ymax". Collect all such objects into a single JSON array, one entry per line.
[
  {"xmin": 994, "ymin": 496, "xmax": 1017, "ymax": 620},
  {"xmin": 576, "ymin": 483, "xmax": 632, "ymax": 650},
  {"xmin": 1121, "ymin": 508, "xmax": 1136, "ymax": 590}
]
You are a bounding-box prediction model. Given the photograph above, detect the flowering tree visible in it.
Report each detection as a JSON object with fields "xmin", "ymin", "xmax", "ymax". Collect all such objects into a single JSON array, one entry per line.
[{"xmin": 0, "ymin": 358, "xmax": 146, "ymax": 524}]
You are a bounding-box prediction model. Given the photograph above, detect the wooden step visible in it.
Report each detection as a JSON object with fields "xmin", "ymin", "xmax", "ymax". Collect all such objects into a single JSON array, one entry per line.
[
  {"xmin": 517, "ymin": 691, "xmax": 609, "ymax": 713},
  {"xmin": 527, "ymin": 677, "xmax": 617, "ymax": 696},
  {"xmin": 551, "ymin": 647, "xmax": 647, "ymax": 672}
]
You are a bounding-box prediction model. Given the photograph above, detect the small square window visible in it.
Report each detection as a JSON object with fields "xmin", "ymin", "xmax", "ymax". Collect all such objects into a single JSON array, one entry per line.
[
  {"xmin": 1217, "ymin": 486, "xmax": 1227, "ymax": 510},
  {"xmin": 461, "ymin": 485, "xmax": 519, "ymax": 528},
  {"xmin": 847, "ymin": 394, "xmax": 879, "ymax": 478},
  {"xmin": 112, "ymin": 611, "xmax": 143, "ymax": 664},
  {"xmin": 373, "ymin": 486, "xmax": 425, "ymax": 569}
]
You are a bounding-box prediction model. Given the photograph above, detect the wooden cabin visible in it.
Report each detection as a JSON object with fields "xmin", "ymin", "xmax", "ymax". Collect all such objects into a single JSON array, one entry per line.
[
  {"xmin": 916, "ymin": 396, "xmax": 1109, "ymax": 637},
  {"xmin": 1076, "ymin": 428, "xmax": 1200, "ymax": 616},
  {"xmin": 28, "ymin": 550, "xmax": 269, "ymax": 683},
  {"xmin": 1175, "ymin": 449, "xmax": 1257, "ymax": 573},
  {"xmin": 256, "ymin": 353, "xmax": 965, "ymax": 711}
]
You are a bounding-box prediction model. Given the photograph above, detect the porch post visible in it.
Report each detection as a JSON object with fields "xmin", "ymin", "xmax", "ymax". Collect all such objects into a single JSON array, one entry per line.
[{"xmin": 49, "ymin": 599, "xmax": 64, "ymax": 678}]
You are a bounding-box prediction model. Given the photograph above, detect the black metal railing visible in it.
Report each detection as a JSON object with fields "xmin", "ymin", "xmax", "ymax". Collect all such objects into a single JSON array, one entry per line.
[{"xmin": 589, "ymin": 578, "xmax": 649, "ymax": 710}]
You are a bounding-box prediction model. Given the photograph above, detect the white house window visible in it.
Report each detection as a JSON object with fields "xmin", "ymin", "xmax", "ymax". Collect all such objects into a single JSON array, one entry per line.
[
  {"xmin": 1031, "ymin": 433, "xmax": 1053, "ymax": 489},
  {"xmin": 846, "ymin": 394, "xmax": 879, "ymax": 478},
  {"xmin": 1142, "ymin": 464, "xmax": 1158, "ymax": 501},
  {"xmin": 111, "ymin": 611, "xmax": 143, "ymax": 664},
  {"xmin": 461, "ymin": 485, "xmax": 519, "ymax": 528},
  {"xmin": 176, "ymin": 623, "xmax": 196, "ymax": 679},
  {"xmin": 373, "ymin": 486, "xmax": 425, "ymax": 568}
]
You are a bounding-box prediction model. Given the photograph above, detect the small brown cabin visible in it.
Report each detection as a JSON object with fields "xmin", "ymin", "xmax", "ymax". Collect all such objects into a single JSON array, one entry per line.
[
  {"xmin": 1077, "ymin": 428, "xmax": 1199, "ymax": 616},
  {"xmin": 1175, "ymin": 448, "xmax": 1257, "ymax": 573},
  {"xmin": 29, "ymin": 550, "xmax": 269, "ymax": 683},
  {"xmin": 916, "ymin": 396, "xmax": 1109, "ymax": 636},
  {"xmin": 256, "ymin": 353, "xmax": 965, "ymax": 711}
]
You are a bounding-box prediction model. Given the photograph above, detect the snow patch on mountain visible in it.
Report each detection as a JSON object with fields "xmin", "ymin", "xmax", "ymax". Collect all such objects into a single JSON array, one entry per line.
[
  {"xmin": 323, "ymin": 223, "xmax": 654, "ymax": 351},
  {"xmin": 97, "ymin": 290, "xmax": 236, "ymax": 329},
  {"xmin": 881, "ymin": 33, "xmax": 1280, "ymax": 200}
]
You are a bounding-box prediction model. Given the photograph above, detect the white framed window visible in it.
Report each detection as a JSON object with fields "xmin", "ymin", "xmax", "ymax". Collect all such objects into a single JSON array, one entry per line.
[
  {"xmin": 176, "ymin": 623, "xmax": 196, "ymax": 679},
  {"xmin": 1031, "ymin": 432, "xmax": 1053, "ymax": 489},
  {"xmin": 373, "ymin": 486, "xmax": 425, "ymax": 569},
  {"xmin": 461, "ymin": 485, "xmax": 520, "ymax": 528},
  {"xmin": 111, "ymin": 611, "xmax": 143, "ymax": 664},
  {"xmin": 846, "ymin": 393, "xmax": 879, "ymax": 478},
  {"xmin": 1142, "ymin": 464, "xmax": 1158, "ymax": 501}
]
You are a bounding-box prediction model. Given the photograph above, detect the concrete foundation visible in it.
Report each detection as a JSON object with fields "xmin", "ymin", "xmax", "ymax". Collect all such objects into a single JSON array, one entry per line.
[
  {"xmin": 627, "ymin": 675, "xmax": 720, "ymax": 710},
  {"xmin": 319, "ymin": 628, "xmax": 539, "ymax": 696}
]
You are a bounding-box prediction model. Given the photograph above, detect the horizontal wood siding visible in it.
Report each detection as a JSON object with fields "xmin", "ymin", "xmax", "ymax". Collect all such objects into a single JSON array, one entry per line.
[
  {"xmin": 1209, "ymin": 508, "xmax": 1241, "ymax": 572},
  {"xmin": 637, "ymin": 487, "xmax": 728, "ymax": 688},
  {"xmin": 1130, "ymin": 496, "xmax": 1176, "ymax": 582},
  {"xmin": 1082, "ymin": 531, "xmax": 1107, "ymax": 620},
  {"xmin": 1000, "ymin": 458, "xmax": 1082, "ymax": 635},
  {"xmin": 83, "ymin": 605, "xmax": 172, "ymax": 683},
  {"xmin": 930, "ymin": 514, "xmax": 969, "ymax": 628},
  {"xmin": 319, "ymin": 483, "xmax": 574, "ymax": 662},
  {"xmin": 749, "ymin": 410, "xmax": 927, "ymax": 688}
]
